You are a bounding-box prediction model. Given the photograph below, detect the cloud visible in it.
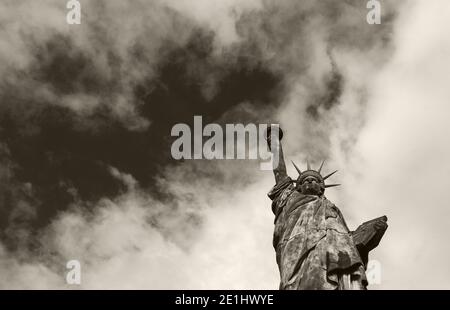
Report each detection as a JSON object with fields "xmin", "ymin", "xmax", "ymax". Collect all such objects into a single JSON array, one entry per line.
[
  {"xmin": 339, "ymin": 0, "xmax": 450, "ymax": 289},
  {"xmin": 0, "ymin": 0, "xmax": 284, "ymax": 233},
  {"xmin": 0, "ymin": 161, "xmax": 279, "ymax": 289}
]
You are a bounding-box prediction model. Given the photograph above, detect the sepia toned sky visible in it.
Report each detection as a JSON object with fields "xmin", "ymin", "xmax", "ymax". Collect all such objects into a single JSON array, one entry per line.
[{"xmin": 0, "ymin": 0, "xmax": 449, "ymax": 289}]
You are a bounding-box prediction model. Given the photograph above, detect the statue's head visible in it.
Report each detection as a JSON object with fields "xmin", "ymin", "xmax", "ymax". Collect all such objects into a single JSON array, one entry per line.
[
  {"xmin": 291, "ymin": 160, "xmax": 340, "ymax": 196},
  {"xmin": 298, "ymin": 170, "xmax": 325, "ymax": 195}
]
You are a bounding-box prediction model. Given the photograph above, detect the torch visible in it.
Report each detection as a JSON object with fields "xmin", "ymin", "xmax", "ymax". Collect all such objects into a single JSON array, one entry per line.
[{"xmin": 264, "ymin": 125, "xmax": 284, "ymax": 151}]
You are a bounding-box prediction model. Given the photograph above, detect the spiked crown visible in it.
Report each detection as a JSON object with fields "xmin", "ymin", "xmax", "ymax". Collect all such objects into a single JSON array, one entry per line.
[{"xmin": 291, "ymin": 159, "xmax": 340, "ymax": 190}]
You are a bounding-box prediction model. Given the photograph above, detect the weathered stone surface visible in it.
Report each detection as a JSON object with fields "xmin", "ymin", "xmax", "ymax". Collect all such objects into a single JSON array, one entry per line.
[{"xmin": 268, "ymin": 177, "xmax": 367, "ymax": 290}]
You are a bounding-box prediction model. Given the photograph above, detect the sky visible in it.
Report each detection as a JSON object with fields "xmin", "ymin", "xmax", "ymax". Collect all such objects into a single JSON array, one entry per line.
[{"xmin": 0, "ymin": 0, "xmax": 449, "ymax": 289}]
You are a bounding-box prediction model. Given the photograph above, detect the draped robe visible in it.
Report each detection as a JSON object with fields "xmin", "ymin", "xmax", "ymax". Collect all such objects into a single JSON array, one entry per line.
[{"xmin": 268, "ymin": 177, "xmax": 367, "ymax": 290}]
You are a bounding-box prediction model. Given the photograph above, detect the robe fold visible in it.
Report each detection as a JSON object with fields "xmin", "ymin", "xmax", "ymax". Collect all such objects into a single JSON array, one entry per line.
[{"xmin": 268, "ymin": 177, "xmax": 367, "ymax": 290}]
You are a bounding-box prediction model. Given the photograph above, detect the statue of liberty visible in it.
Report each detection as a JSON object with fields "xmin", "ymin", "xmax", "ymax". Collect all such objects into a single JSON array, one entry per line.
[{"xmin": 265, "ymin": 126, "xmax": 388, "ymax": 290}]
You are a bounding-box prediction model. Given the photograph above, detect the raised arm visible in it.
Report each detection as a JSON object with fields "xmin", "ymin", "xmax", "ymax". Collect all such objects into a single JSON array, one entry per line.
[{"xmin": 266, "ymin": 126, "xmax": 287, "ymax": 184}]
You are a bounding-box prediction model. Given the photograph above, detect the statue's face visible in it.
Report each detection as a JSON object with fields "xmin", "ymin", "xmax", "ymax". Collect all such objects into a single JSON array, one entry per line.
[{"xmin": 299, "ymin": 176, "xmax": 324, "ymax": 196}]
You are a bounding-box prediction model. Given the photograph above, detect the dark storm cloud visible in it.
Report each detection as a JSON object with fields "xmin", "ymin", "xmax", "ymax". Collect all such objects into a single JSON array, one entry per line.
[{"xmin": 0, "ymin": 11, "xmax": 284, "ymax": 237}]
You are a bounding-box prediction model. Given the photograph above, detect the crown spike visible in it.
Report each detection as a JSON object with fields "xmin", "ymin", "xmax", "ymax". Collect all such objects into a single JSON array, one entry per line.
[
  {"xmin": 324, "ymin": 184, "xmax": 341, "ymax": 188},
  {"xmin": 323, "ymin": 170, "xmax": 338, "ymax": 180},
  {"xmin": 318, "ymin": 160, "xmax": 325, "ymax": 174},
  {"xmin": 291, "ymin": 161, "xmax": 302, "ymax": 175},
  {"xmin": 306, "ymin": 158, "xmax": 311, "ymax": 170}
]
